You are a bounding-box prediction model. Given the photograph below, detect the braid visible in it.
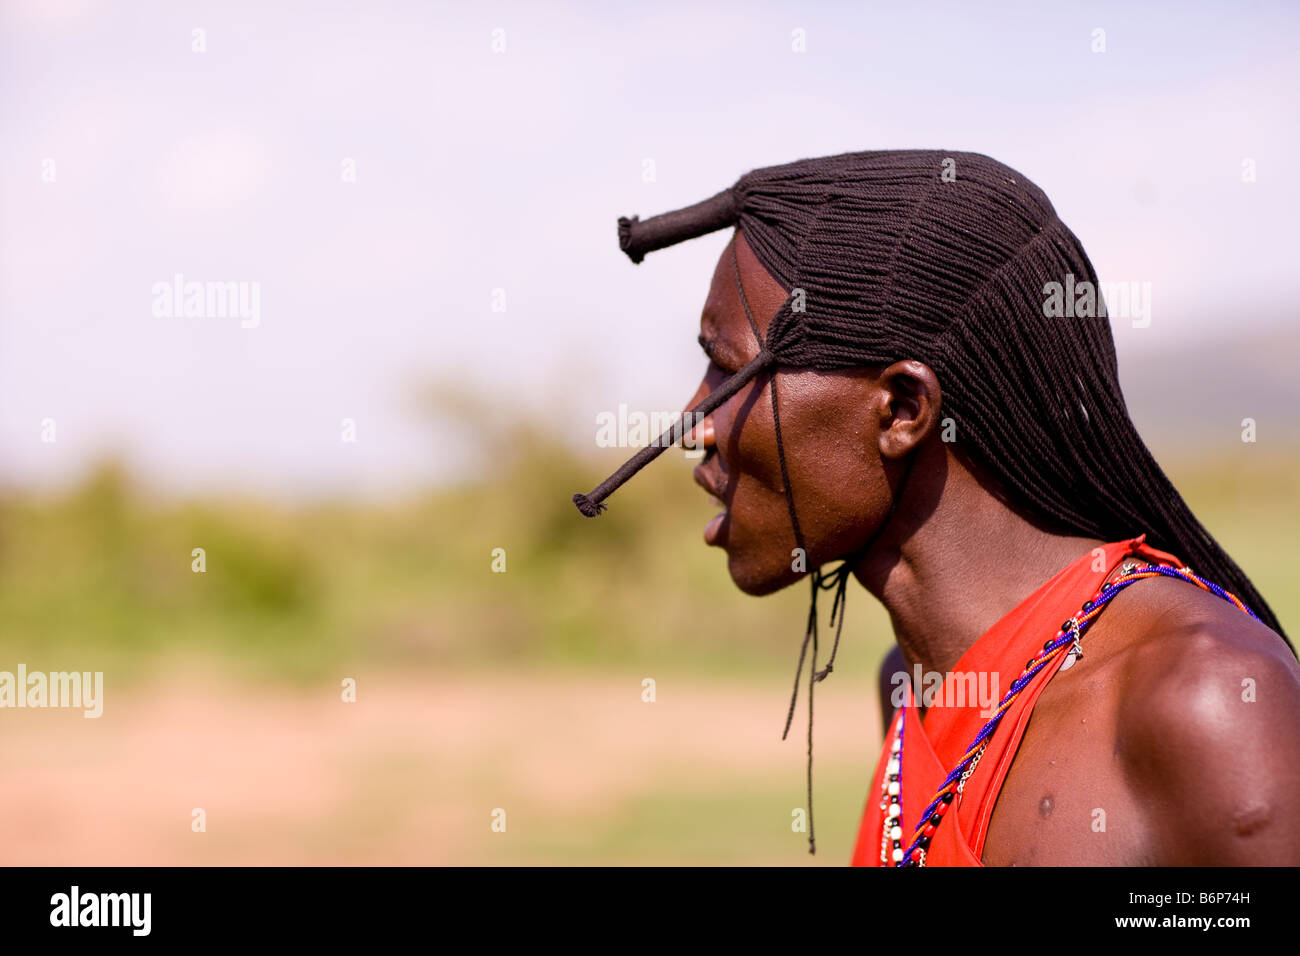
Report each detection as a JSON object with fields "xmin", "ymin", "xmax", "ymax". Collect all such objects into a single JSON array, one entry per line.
[
  {"xmin": 573, "ymin": 149, "xmax": 1291, "ymax": 861},
  {"xmin": 582, "ymin": 148, "xmax": 1287, "ymax": 648}
]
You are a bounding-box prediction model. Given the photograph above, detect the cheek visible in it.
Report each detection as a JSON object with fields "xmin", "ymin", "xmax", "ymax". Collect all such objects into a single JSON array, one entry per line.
[
  {"xmin": 713, "ymin": 378, "xmax": 786, "ymax": 494},
  {"xmin": 791, "ymin": 427, "xmax": 886, "ymax": 559},
  {"xmin": 728, "ymin": 373, "xmax": 886, "ymax": 563},
  {"xmin": 784, "ymin": 389, "xmax": 890, "ymax": 561}
]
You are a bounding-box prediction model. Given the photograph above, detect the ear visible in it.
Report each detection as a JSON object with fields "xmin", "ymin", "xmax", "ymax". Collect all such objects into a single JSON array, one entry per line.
[{"xmin": 875, "ymin": 360, "xmax": 943, "ymax": 460}]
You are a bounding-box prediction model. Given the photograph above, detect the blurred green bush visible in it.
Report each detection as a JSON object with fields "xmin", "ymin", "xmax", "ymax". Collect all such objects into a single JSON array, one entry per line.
[{"xmin": 1, "ymin": 419, "xmax": 1294, "ymax": 684}]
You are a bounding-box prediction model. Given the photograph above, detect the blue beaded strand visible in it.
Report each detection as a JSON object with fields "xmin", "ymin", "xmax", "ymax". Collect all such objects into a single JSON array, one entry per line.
[{"xmin": 893, "ymin": 563, "xmax": 1260, "ymax": 866}]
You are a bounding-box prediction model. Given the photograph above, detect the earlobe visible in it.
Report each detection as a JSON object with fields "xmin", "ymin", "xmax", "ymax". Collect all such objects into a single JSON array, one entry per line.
[{"xmin": 876, "ymin": 360, "xmax": 942, "ymax": 460}]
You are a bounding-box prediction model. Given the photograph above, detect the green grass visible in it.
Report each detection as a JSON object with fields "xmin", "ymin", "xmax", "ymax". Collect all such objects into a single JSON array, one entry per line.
[
  {"xmin": 1, "ymin": 437, "xmax": 1296, "ymax": 866},
  {"xmin": 1, "ymin": 435, "xmax": 1296, "ymax": 685}
]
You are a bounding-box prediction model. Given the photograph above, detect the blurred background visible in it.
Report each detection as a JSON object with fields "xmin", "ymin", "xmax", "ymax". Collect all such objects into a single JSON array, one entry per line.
[{"xmin": 1, "ymin": 0, "xmax": 1297, "ymax": 864}]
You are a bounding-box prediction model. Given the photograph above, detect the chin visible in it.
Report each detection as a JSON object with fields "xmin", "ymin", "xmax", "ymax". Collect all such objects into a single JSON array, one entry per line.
[{"xmin": 726, "ymin": 552, "xmax": 802, "ymax": 597}]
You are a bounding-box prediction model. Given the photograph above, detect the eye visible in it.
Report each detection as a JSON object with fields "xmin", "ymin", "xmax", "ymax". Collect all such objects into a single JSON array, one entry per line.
[{"xmin": 698, "ymin": 334, "xmax": 732, "ymax": 373}]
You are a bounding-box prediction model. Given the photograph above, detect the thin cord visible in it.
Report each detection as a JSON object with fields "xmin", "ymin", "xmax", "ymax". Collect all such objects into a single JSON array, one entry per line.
[{"xmin": 733, "ymin": 238, "xmax": 917, "ymax": 854}]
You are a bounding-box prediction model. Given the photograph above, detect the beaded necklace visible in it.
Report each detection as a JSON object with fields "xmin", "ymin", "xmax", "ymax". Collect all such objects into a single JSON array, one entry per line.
[{"xmin": 881, "ymin": 560, "xmax": 1261, "ymax": 867}]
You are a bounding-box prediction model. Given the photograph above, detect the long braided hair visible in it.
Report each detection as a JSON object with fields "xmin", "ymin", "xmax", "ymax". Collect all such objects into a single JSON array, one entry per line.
[
  {"xmin": 573, "ymin": 149, "xmax": 1290, "ymax": 851},
  {"xmin": 577, "ymin": 149, "xmax": 1286, "ymax": 643}
]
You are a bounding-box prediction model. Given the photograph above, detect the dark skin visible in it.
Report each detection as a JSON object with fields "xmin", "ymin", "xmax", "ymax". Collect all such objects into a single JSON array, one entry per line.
[{"xmin": 686, "ymin": 230, "xmax": 1300, "ymax": 865}]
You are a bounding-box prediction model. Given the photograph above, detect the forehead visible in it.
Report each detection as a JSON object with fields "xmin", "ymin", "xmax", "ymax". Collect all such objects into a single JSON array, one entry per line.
[
  {"xmin": 700, "ymin": 238, "xmax": 742, "ymax": 343},
  {"xmin": 701, "ymin": 231, "xmax": 784, "ymax": 348}
]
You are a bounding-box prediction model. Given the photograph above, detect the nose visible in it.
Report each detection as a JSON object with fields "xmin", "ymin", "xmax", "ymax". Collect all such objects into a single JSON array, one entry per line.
[{"xmin": 683, "ymin": 379, "xmax": 716, "ymax": 452}]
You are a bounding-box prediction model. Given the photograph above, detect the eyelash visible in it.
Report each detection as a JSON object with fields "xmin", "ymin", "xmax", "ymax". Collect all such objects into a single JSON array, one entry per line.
[{"xmin": 698, "ymin": 336, "xmax": 731, "ymax": 372}]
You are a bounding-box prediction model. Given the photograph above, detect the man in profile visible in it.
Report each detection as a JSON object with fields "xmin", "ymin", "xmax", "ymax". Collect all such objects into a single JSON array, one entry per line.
[{"xmin": 573, "ymin": 150, "xmax": 1300, "ymax": 866}]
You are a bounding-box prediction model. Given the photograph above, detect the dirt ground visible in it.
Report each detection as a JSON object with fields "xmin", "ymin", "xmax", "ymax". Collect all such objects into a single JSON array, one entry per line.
[{"xmin": 0, "ymin": 666, "xmax": 882, "ymax": 865}]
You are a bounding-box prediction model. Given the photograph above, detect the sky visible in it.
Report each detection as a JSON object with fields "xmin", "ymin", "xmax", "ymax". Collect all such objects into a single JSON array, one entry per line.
[{"xmin": 2, "ymin": 0, "xmax": 1297, "ymax": 499}]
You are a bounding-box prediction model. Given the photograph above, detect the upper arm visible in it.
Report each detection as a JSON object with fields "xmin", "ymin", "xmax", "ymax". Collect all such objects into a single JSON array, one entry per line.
[{"xmin": 1119, "ymin": 623, "xmax": 1300, "ymax": 865}]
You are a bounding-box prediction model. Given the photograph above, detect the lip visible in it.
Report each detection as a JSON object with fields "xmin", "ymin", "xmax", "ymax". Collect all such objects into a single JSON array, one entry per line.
[
  {"xmin": 693, "ymin": 463, "xmax": 725, "ymax": 501},
  {"xmin": 694, "ymin": 464, "xmax": 729, "ymax": 546}
]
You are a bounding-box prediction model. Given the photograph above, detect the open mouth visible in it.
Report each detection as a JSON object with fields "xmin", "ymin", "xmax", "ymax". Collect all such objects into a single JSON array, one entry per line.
[
  {"xmin": 694, "ymin": 464, "xmax": 729, "ymax": 546},
  {"xmin": 703, "ymin": 511, "xmax": 728, "ymax": 545}
]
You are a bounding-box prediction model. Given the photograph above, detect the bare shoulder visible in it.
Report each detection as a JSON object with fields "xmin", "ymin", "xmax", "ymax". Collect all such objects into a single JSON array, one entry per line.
[{"xmin": 1109, "ymin": 577, "xmax": 1300, "ymax": 864}]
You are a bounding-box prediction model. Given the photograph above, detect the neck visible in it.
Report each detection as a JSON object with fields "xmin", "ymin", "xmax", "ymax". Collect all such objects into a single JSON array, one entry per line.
[{"xmin": 853, "ymin": 443, "xmax": 1105, "ymax": 678}]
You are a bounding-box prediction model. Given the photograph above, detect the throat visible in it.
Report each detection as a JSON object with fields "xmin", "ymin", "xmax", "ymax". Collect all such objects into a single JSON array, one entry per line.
[{"xmin": 870, "ymin": 528, "xmax": 1107, "ymax": 679}]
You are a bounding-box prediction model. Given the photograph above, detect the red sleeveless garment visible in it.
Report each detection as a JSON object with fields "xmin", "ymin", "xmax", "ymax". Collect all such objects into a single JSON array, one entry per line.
[{"xmin": 850, "ymin": 535, "xmax": 1181, "ymax": 866}]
